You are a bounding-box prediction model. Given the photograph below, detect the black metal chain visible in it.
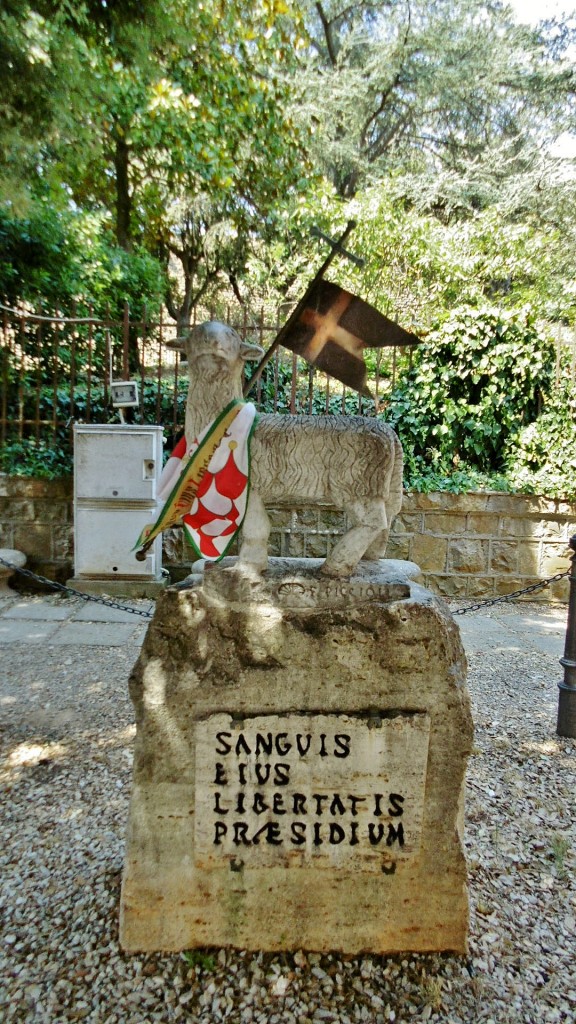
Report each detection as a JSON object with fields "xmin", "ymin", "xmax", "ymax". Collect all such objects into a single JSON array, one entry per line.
[
  {"xmin": 0, "ymin": 556, "xmax": 154, "ymax": 618},
  {"xmin": 0, "ymin": 556, "xmax": 570, "ymax": 620},
  {"xmin": 452, "ymin": 569, "xmax": 570, "ymax": 615}
]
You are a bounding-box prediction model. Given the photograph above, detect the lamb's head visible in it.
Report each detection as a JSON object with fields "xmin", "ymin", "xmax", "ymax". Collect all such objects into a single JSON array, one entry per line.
[{"xmin": 168, "ymin": 321, "xmax": 263, "ymax": 387}]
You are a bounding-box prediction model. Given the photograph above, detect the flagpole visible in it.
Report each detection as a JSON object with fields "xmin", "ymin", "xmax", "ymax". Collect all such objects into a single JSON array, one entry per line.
[{"xmin": 243, "ymin": 220, "xmax": 358, "ymax": 398}]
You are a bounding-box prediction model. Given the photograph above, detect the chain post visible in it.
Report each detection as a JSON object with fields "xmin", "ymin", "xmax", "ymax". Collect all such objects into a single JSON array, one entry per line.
[{"xmin": 557, "ymin": 535, "xmax": 576, "ymax": 738}]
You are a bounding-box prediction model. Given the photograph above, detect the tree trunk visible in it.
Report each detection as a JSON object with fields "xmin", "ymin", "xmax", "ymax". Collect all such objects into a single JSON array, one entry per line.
[
  {"xmin": 166, "ymin": 247, "xmax": 218, "ymax": 337},
  {"xmin": 112, "ymin": 129, "xmax": 140, "ymax": 376},
  {"xmin": 114, "ymin": 134, "xmax": 132, "ymax": 253}
]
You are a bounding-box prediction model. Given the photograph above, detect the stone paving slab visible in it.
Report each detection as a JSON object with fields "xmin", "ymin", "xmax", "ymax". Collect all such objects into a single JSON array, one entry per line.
[
  {"xmin": 510, "ymin": 611, "xmax": 566, "ymax": 635},
  {"xmin": 0, "ymin": 619, "xmax": 62, "ymax": 643},
  {"xmin": 70, "ymin": 603, "xmax": 153, "ymax": 624},
  {"xmin": 520, "ymin": 633, "xmax": 566, "ymax": 658},
  {"xmin": 455, "ymin": 609, "xmax": 566, "ymax": 658},
  {"xmin": 2, "ymin": 602, "xmax": 74, "ymax": 620},
  {"xmin": 47, "ymin": 622, "xmax": 140, "ymax": 647},
  {"xmin": 456, "ymin": 615, "xmax": 519, "ymax": 652}
]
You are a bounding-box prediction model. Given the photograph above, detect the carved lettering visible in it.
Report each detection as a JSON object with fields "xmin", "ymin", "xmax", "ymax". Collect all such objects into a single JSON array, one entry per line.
[
  {"xmin": 214, "ymin": 822, "xmax": 227, "ymax": 844},
  {"xmin": 296, "ymin": 734, "xmax": 312, "ymax": 756},
  {"xmin": 274, "ymin": 763, "xmax": 290, "ymax": 786},
  {"xmin": 334, "ymin": 734, "xmax": 351, "ymax": 758},
  {"xmin": 293, "ymin": 793, "xmax": 307, "ymax": 815},
  {"xmin": 387, "ymin": 822, "xmax": 405, "ymax": 847},
  {"xmin": 213, "ymin": 792, "xmax": 228, "ymax": 815},
  {"xmin": 255, "ymin": 733, "xmax": 273, "ymax": 756},
  {"xmin": 215, "ymin": 731, "xmax": 232, "ymax": 755},
  {"xmin": 291, "ymin": 822, "xmax": 306, "ymax": 845},
  {"xmin": 195, "ymin": 713, "xmax": 429, "ymax": 869},
  {"xmin": 329, "ymin": 794, "xmax": 347, "ymax": 816},
  {"xmin": 255, "ymin": 763, "xmax": 271, "ymax": 785},
  {"xmin": 389, "ymin": 793, "xmax": 405, "ymax": 817},
  {"xmin": 275, "ymin": 733, "xmax": 291, "ymax": 756}
]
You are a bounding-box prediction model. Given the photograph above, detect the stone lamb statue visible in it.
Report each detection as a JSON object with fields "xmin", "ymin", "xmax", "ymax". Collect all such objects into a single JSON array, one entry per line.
[{"xmin": 168, "ymin": 321, "xmax": 403, "ymax": 578}]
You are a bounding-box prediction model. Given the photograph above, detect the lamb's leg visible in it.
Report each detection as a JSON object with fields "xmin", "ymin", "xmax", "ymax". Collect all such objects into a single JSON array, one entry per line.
[
  {"xmin": 363, "ymin": 527, "xmax": 390, "ymax": 561},
  {"xmin": 321, "ymin": 500, "xmax": 387, "ymax": 577},
  {"xmin": 238, "ymin": 491, "xmax": 270, "ymax": 573},
  {"xmin": 362, "ymin": 441, "xmax": 403, "ymax": 560}
]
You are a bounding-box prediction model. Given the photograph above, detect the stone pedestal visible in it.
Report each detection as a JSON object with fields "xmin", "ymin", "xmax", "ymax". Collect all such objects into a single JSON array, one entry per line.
[{"xmin": 120, "ymin": 558, "xmax": 472, "ymax": 954}]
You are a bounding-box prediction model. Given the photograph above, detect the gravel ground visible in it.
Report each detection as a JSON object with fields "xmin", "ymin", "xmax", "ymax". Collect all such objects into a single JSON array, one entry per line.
[{"xmin": 1, "ymin": 597, "xmax": 575, "ymax": 1023}]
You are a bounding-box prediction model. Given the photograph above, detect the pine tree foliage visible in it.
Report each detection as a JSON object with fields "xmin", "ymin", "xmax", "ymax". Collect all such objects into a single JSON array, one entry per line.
[{"xmin": 298, "ymin": 0, "xmax": 576, "ymax": 209}]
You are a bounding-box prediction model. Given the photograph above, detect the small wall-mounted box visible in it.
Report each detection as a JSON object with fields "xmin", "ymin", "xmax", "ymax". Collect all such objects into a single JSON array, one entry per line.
[{"xmin": 110, "ymin": 380, "xmax": 139, "ymax": 408}]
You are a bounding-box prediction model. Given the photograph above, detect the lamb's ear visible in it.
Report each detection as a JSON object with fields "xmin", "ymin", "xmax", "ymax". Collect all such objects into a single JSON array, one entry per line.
[{"xmin": 240, "ymin": 341, "xmax": 264, "ymax": 362}]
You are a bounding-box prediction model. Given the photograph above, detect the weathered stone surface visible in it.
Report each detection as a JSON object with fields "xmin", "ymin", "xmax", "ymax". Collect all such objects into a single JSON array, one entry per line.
[
  {"xmin": 498, "ymin": 516, "xmax": 538, "ymax": 539},
  {"xmin": 13, "ymin": 523, "xmax": 53, "ymax": 559},
  {"xmin": 52, "ymin": 525, "xmax": 74, "ymax": 560},
  {"xmin": 392, "ymin": 513, "xmax": 424, "ymax": 534},
  {"xmin": 2, "ymin": 475, "xmax": 574, "ymax": 599},
  {"xmin": 386, "ymin": 535, "xmax": 412, "ymax": 561},
  {"xmin": 0, "ymin": 524, "xmax": 14, "ymax": 546},
  {"xmin": 424, "ymin": 513, "xmax": 467, "ymax": 535},
  {"xmin": 467, "ymin": 576, "xmax": 495, "ymax": 598},
  {"xmin": 448, "ymin": 539, "xmax": 489, "ymax": 574},
  {"xmin": 0, "ymin": 499, "xmax": 35, "ymax": 522},
  {"xmin": 490, "ymin": 540, "xmax": 518, "ymax": 573},
  {"xmin": 425, "ymin": 574, "xmax": 468, "ymax": 598},
  {"xmin": 267, "ymin": 508, "xmax": 293, "ymax": 528},
  {"xmin": 411, "ymin": 533, "xmax": 448, "ymax": 572},
  {"xmin": 494, "ymin": 576, "xmax": 540, "ymax": 596},
  {"xmin": 303, "ymin": 532, "xmax": 331, "ymax": 558},
  {"xmin": 540, "ymin": 541, "xmax": 571, "ymax": 577},
  {"xmin": 162, "ymin": 526, "xmax": 186, "ymax": 564},
  {"xmin": 120, "ymin": 558, "xmax": 472, "ymax": 955},
  {"xmin": 194, "ymin": 711, "xmax": 430, "ymax": 870},
  {"xmin": 517, "ymin": 541, "xmax": 542, "ymax": 576},
  {"xmin": 467, "ymin": 513, "xmax": 501, "ymax": 536}
]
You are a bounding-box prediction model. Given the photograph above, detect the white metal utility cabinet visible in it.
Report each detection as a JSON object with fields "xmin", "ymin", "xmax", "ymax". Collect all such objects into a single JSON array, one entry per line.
[{"xmin": 73, "ymin": 424, "xmax": 164, "ymax": 583}]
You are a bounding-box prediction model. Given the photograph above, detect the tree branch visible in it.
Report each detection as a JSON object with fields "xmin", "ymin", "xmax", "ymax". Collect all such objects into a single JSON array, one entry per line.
[{"xmin": 316, "ymin": 2, "xmax": 338, "ymax": 66}]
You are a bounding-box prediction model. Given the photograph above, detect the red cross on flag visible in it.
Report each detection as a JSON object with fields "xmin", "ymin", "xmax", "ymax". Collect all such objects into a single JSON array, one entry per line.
[{"xmin": 282, "ymin": 279, "xmax": 420, "ymax": 397}]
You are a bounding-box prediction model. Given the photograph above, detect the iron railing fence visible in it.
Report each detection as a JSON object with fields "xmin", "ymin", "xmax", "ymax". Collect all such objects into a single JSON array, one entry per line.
[{"xmin": 0, "ymin": 301, "xmax": 413, "ymax": 453}]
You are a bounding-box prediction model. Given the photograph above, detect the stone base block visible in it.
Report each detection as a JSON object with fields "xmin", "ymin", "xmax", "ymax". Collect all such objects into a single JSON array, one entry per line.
[{"xmin": 120, "ymin": 558, "xmax": 472, "ymax": 954}]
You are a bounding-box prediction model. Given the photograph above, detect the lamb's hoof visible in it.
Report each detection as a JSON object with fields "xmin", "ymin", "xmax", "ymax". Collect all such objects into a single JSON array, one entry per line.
[
  {"xmin": 235, "ymin": 560, "xmax": 267, "ymax": 578},
  {"xmin": 319, "ymin": 559, "xmax": 353, "ymax": 579}
]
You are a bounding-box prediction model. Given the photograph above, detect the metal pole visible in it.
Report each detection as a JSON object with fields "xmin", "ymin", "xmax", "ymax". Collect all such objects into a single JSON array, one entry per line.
[
  {"xmin": 557, "ymin": 535, "xmax": 576, "ymax": 738},
  {"xmin": 243, "ymin": 221, "xmax": 359, "ymax": 398}
]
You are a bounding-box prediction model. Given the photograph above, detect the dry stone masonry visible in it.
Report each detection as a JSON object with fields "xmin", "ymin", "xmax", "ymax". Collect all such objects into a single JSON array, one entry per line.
[{"xmin": 120, "ymin": 558, "xmax": 473, "ymax": 954}]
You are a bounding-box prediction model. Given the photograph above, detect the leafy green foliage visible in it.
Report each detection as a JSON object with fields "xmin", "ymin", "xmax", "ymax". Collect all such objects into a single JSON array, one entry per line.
[
  {"xmin": 0, "ymin": 202, "xmax": 165, "ymax": 319},
  {"xmin": 504, "ymin": 361, "xmax": 576, "ymax": 500},
  {"xmin": 0, "ymin": 438, "xmax": 72, "ymax": 479},
  {"xmin": 180, "ymin": 949, "xmax": 216, "ymax": 972},
  {"xmin": 385, "ymin": 306, "xmax": 556, "ymax": 483}
]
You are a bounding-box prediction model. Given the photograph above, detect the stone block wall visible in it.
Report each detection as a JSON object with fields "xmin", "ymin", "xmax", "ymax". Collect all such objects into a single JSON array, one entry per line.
[
  {"xmin": 0, "ymin": 476, "xmax": 73, "ymax": 585},
  {"xmin": 1, "ymin": 475, "xmax": 574, "ymax": 602},
  {"xmin": 389, "ymin": 492, "xmax": 574, "ymax": 603}
]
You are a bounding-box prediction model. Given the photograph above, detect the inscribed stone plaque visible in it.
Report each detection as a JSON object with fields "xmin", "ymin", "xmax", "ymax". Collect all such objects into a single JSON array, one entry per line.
[{"xmin": 194, "ymin": 712, "xmax": 430, "ymax": 871}]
